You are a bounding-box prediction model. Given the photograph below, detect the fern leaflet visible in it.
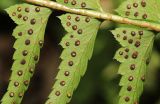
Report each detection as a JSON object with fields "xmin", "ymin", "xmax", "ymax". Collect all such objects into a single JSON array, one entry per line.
[
  {"xmin": 45, "ymin": 13, "xmax": 101, "ymax": 104},
  {"xmin": 1, "ymin": 3, "xmax": 51, "ymax": 104},
  {"xmin": 112, "ymin": 27, "xmax": 154, "ymax": 104},
  {"xmin": 45, "ymin": 0, "xmax": 102, "ymax": 104}
]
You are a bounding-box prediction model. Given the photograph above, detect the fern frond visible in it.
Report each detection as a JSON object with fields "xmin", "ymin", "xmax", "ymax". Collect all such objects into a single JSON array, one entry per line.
[
  {"xmin": 111, "ymin": 27, "xmax": 155, "ymax": 104},
  {"xmin": 45, "ymin": 13, "xmax": 101, "ymax": 104},
  {"xmin": 1, "ymin": 4, "xmax": 51, "ymax": 104}
]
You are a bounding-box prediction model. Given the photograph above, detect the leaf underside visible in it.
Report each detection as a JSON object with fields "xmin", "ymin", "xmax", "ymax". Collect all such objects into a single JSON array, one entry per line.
[
  {"xmin": 2, "ymin": 1, "xmax": 156, "ymax": 104},
  {"xmin": 116, "ymin": 0, "xmax": 157, "ymax": 103},
  {"xmin": 112, "ymin": 27, "xmax": 154, "ymax": 104},
  {"xmin": 45, "ymin": 13, "xmax": 101, "ymax": 104},
  {"xmin": 116, "ymin": 0, "xmax": 160, "ymax": 22},
  {"xmin": 45, "ymin": 0, "xmax": 101, "ymax": 104},
  {"xmin": 1, "ymin": 3, "xmax": 51, "ymax": 104}
]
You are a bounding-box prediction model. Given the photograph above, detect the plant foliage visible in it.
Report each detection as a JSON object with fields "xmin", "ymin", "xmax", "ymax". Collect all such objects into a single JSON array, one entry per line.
[
  {"xmin": 112, "ymin": 27, "xmax": 154, "ymax": 104},
  {"xmin": 115, "ymin": 0, "xmax": 159, "ymax": 103},
  {"xmin": 57, "ymin": 0, "xmax": 101, "ymax": 10},
  {"xmin": 1, "ymin": 0, "xmax": 159, "ymax": 104},
  {"xmin": 1, "ymin": 3, "xmax": 51, "ymax": 104},
  {"xmin": 45, "ymin": 0, "xmax": 102, "ymax": 104},
  {"xmin": 45, "ymin": 13, "xmax": 101, "ymax": 104},
  {"xmin": 116, "ymin": 0, "xmax": 160, "ymax": 21}
]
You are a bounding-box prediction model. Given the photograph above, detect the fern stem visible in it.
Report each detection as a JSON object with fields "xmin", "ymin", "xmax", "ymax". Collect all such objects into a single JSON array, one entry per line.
[{"xmin": 25, "ymin": 0, "xmax": 160, "ymax": 32}]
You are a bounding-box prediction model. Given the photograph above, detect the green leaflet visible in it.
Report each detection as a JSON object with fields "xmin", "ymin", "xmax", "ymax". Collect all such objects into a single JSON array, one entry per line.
[
  {"xmin": 1, "ymin": 3, "xmax": 51, "ymax": 104},
  {"xmin": 45, "ymin": 1, "xmax": 101, "ymax": 103},
  {"xmin": 45, "ymin": 14, "xmax": 101, "ymax": 104},
  {"xmin": 111, "ymin": 27, "xmax": 154, "ymax": 104},
  {"xmin": 116, "ymin": 1, "xmax": 157, "ymax": 102},
  {"xmin": 56, "ymin": 0, "xmax": 101, "ymax": 11},
  {"xmin": 116, "ymin": 0, "xmax": 160, "ymax": 22}
]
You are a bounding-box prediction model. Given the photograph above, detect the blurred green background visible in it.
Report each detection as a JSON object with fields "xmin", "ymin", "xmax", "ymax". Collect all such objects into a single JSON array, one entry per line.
[{"xmin": 0, "ymin": 0, "xmax": 160, "ymax": 104}]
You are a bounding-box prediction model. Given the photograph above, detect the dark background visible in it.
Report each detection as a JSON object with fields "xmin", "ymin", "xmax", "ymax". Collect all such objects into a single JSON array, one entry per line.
[{"xmin": 0, "ymin": 0, "xmax": 160, "ymax": 104}]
